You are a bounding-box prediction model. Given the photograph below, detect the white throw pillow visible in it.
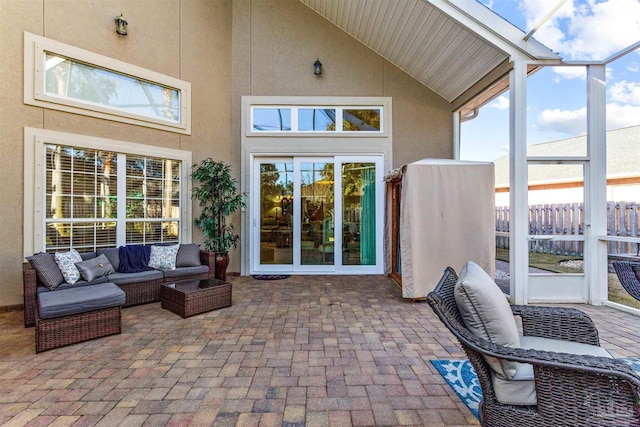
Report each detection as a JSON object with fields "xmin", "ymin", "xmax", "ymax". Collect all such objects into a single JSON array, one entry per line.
[
  {"xmin": 54, "ymin": 249, "xmax": 83, "ymax": 284},
  {"xmin": 454, "ymin": 260, "xmax": 520, "ymax": 379},
  {"xmin": 148, "ymin": 244, "xmax": 180, "ymax": 270}
]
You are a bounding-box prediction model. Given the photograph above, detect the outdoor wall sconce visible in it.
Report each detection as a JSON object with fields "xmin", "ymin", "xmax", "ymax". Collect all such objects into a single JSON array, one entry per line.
[
  {"xmin": 314, "ymin": 59, "xmax": 322, "ymax": 76},
  {"xmin": 115, "ymin": 13, "xmax": 128, "ymax": 36}
]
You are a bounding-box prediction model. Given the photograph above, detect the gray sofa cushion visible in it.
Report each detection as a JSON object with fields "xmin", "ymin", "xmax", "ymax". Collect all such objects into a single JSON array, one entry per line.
[
  {"xmin": 106, "ymin": 270, "xmax": 163, "ymax": 285},
  {"xmin": 37, "ymin": 276, "xmax": 109, "ymax": 294},
  {"xmin": 176, "ymin": 244, "xmax": 202, "ymax": 267},
  {"xmin": 492, "ymin": 335, "xmax": 612, "ymax": 405},
  {"xmin": 97, "ymin": 248, "xmax": 120, "ymax": 271},
  {"xmin": 454, "ymin": 261, "xmax": 520, "ymax": 380},
  {"xmin": 162, "ymin": 265, "xmax": 209, "ymax": 279},
  {"xmin": 80, "ymin": 251, "xmax": 97, "ymax": 261},
  {"xmin": 27, "ymin": 252, "xmax": 65, "ymax": 290},
  {"xmin": 38, "ymin": 283, "xmax": 125, "ymax": 319},
  {"xmin": 75, "ymin": 254, "xmax": 116, "ymax": 282}
]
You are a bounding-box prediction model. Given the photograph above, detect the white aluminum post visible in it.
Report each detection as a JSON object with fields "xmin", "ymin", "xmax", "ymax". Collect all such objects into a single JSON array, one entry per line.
[
  {"xmin": 453, "ymin": 112, "xmax": 461, "ymax": 160},
  {"xmin": 509, "ymin": 60, "xmax": 529, "ymax": 305},
  {"xmin": 586, "ymin": 64, "xmax": 607, "ymax": 304}
]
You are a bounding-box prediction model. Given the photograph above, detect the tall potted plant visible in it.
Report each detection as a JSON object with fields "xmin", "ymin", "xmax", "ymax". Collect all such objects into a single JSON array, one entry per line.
[{"xmin": 191, "ymin": 158, "xmax": 246, "ymax": 280}]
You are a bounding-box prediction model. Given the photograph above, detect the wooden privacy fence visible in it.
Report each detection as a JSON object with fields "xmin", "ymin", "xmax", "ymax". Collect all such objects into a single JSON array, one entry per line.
[{"xmin": 495, "ymin": 201, "xmax": 640, "ymax": 256}]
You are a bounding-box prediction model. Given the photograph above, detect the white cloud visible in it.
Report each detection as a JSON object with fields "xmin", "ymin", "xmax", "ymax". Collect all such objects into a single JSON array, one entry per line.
[
  {"xmin": 520, "ymin": 0, "xmax": 575, "ymax": 53},
  {"xmin": 566, "ymin": 0, "xmax": 640, "ymax": 60},
  {"xmin": 609, "ymin": 80, "xmax": 640, "ymax": 105},
  {"xmin": 537, "ymin": 107, "xmax": 587, "ymax": 135},
  {"xmin": 489, "ymin": 95, "xmax": 510, "ymax": 110},
  {"xmin": 536, "ymin": 103, "xmax": 640, "ymax": 135},
  {"xmin": 606, "ymin": 103, "xmax": 640, "ymax": 128},
  {"xmin": 521, "ymin": 0, "xmax": 640, "ymax": 60},
  {"xmin": 550, "ymin": 66, "xmax": 587, "ymax": 81}
]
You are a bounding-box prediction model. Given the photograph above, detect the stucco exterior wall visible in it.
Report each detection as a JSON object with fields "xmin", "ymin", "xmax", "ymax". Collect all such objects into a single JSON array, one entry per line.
[
  {"xmin": 1, "ymin": 0, "xmax": 452, "ymax": 308},
  {"xmin": 232, "ymin": 0, "xmax": 452, "ymax": 168},
  {"xmin": 0, "ymin": 0, "xmax": 233, "ymax": 307}
]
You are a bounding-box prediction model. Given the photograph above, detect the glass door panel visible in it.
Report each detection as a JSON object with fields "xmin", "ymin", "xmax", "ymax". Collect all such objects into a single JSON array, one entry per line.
[
  {"xmin": 253, "ymin": 156, "xmax": 382, "ymax": 274},
  {"xmin": 258, "ymin": 161, "xmax": 293, "ymax": 266},
  {"xmin": 300, "ymin": 161, "xmax": 334, "ymax": 266},
  {"xmin": 342, "ymin": 162, "xmax": 376, "ymax": 265}
]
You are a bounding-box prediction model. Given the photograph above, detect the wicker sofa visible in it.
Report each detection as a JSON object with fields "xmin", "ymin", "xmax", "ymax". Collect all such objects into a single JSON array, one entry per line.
[
  {"xmin": 428, "ymin": 261, "xmax": 640, "ymax": 427},
  {"xmin": 23, "ymin": 244, "xmax": 216, "ymax": 329}
]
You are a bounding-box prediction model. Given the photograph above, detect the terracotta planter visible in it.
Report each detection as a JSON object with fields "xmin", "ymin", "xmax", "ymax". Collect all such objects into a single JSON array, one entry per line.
[{"xmin": 215, "ymin": 252, "xmax": 229, "ymax": 281}]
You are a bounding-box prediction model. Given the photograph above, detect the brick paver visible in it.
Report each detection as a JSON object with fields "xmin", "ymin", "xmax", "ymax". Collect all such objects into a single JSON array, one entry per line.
[{"xmin": 1, "ymin": 275, "xmax": 640, "ymax": 426}]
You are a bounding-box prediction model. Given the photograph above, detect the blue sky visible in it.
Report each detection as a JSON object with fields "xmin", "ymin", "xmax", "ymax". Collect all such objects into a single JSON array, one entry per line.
[{"xmin": 460, "ymin": 0, "xmax": 640, "ymax": 161}]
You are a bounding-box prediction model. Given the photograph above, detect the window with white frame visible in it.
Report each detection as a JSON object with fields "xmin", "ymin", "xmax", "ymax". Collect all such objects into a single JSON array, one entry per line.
[
  {"xmin": 25, "ymin": 128, "xmax": 192, "ymax": 255},
  {"xmin": 251, "ymin": 106, "xmax": 383, "ymax": 133},
  {"xmin": 123, "ymin": 155, "xmax": 181, "ymax": 245},
  {"xmin": 24, "ymin": 32, "xmax": 191, "ymax": 134}
]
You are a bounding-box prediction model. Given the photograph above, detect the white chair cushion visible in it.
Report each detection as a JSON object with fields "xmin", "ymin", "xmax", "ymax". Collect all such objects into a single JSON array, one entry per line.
[
  {"xmin": 492, "ymin": 335, "xmax": 613, "ymax": 405},
  {"xmin": 454, "ymin": 261, "xmax": 520, "ymax": 379}
]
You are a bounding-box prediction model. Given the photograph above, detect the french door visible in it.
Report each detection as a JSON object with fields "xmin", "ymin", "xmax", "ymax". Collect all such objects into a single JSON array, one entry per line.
[{"xmin": 251, "ymin": 156, "xmax": 383, "ymax": 274}]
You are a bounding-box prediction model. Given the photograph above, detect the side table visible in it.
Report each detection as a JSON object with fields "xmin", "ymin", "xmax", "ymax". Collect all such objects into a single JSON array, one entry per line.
[{"xmin": 161, "ymin": 278, "xmax": 232, "ymax": 318}]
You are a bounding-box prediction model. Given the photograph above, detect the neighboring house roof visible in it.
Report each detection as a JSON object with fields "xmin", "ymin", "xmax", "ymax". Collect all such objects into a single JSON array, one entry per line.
[
  {"xmin": 494, "ymin": 125, "xmax": 640, "ymax": 188},
  {"xmin": 299, "ymin": 0, "xmax": 561, "ymax": 116}
]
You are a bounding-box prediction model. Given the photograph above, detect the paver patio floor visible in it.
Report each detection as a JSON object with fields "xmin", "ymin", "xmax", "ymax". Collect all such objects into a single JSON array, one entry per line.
[{"xmin": 1, "ymin": 274, "xmax": 639, "ymax": 426}]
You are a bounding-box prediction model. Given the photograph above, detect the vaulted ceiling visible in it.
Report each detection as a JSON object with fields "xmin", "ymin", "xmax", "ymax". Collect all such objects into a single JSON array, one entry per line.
[{"xmin": 299, "ymin": 0, "xmax": 561, "ymax": 116}]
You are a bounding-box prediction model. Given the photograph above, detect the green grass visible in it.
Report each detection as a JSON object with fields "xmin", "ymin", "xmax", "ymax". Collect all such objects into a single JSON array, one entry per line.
[
  {"xmin": 496, "ymin": 247, "xmax": 640, "ymax": 309},
  {"xmin": 607, "ymin": 272, "xmax": 640, "ymax": 309},
  {"xmin": 496, "ymin": 247, "xmax": 583, "ymax": 273}
]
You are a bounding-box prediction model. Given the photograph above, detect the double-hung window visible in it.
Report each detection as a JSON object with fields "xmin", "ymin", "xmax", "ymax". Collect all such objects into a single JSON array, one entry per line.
[{"xmin": 24, "ymin": 128, "xmax": 192, "ymax": 255}]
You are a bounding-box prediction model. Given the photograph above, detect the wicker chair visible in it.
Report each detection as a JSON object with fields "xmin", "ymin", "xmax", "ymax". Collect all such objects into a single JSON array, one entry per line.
[
  {"xmin": 427, "ymin": 266, "xmax": 640, "ymax": 427},
  {"xmin": 613, "ymin": 261, "xmax": 640, "ymax": 302}
]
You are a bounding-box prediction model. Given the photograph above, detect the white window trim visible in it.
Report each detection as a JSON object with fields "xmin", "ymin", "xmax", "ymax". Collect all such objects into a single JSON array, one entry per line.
[
  {"xmin": 24, "ymin": 32, "xmax": 191, "ymax": 135},
  {"xmin": 24, "ymin": 127, "xmax": 193, "ymax": 257},
  {"xmin": 240, "ymin": 96, "xmax": 393, "ymax": 276},
  {"xmin": 246, "ymin": 97, "xmax": 390, "ymax": 137}
]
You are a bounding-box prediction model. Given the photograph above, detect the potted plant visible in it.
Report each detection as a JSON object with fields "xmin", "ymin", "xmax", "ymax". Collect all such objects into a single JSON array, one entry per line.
[{"xmin": 191, "ymin": 158, "xmax": 246, "ymax": 280}]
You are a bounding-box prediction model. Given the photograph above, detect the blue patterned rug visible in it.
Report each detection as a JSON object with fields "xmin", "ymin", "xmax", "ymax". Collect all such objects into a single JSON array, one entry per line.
[
  {"xmin": 431, "ymin": 359, "xmax": 482, "ymax": 419},
  {"xmin": 431, "ymin": 357, "xmax": 640, "ymax": 420}
]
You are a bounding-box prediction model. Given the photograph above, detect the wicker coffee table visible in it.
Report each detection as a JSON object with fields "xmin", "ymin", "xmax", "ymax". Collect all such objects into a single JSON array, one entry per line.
[{"xmin": 161, "ymin": 278, "xmax": 232, "ymax": 318}]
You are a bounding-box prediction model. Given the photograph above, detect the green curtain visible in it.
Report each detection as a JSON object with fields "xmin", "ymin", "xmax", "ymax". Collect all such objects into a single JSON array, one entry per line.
[{"xmin": 360, "ymin": 168, "xmax": 376, "ymax": 265}]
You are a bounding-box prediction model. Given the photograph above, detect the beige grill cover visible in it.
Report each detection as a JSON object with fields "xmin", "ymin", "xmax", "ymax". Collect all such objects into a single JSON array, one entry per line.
[{"xmin": 399, "ymin": 159, "xmax": 495, "ymax": 298}]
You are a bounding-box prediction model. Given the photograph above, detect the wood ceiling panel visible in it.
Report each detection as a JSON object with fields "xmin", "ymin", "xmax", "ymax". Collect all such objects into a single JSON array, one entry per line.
[
  {"xmin": 378, "ymin": 1, "xmax": 417, "ymax": 56},
  {"xmin": 385, "ymin": 2, "xmax": 427, "ymax": 65},
  {"xmin": 299, "ymin": 0, "xmax": 512, "ymax": 103}
]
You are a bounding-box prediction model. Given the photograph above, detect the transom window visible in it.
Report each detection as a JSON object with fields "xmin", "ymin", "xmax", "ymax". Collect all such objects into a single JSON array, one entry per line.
[
  {"xmin": 24, "ymin": 32, "xmax": 191, "ymax": 134},
  {"xmin": 44, "ymin": 53, "xmax": 181, "ymax": 123},
  {"xmin": 251, "ymin": 106, "xmax": 383, "ymax": 133}
]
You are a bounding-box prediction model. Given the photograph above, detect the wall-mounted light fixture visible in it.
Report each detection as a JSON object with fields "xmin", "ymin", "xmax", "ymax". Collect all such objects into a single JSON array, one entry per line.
[
  {"xmin": 115, "ymin": 13, "xmax": 128, "ymax": 36},
  {"xmin": 314, "ymin": 59, "xmax": 322, "ymax": 76}
]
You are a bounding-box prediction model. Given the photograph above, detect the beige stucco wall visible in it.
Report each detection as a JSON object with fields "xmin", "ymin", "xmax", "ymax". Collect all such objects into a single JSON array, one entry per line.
[
  {"xmin": 0, "ymin": 0, "xmax": 452, "ymax": 308},
  {"xmin": 0, "ymin": 0, "xmax": 233, "ymax": 307},
  {"xmin": 232, "ymin": 0, "xmax": 453, "ymax": 168}
]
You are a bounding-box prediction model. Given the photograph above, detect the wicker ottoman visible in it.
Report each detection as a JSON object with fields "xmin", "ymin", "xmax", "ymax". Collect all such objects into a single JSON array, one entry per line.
[
  {"xmin": 161, "ymin": 278, "xmax": 232, "ymax": 318},
  {"xmin": 35, "ymin": 283, "xmax": 125, "ymax": 353}
]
